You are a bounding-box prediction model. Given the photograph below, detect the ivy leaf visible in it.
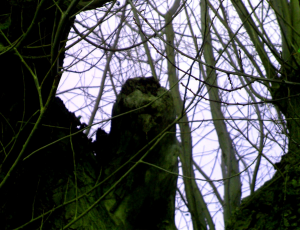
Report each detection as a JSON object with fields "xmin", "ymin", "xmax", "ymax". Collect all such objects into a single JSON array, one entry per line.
[{"xmin": 0, "ymin": 13, "xmax": 11, "ymax": 30}]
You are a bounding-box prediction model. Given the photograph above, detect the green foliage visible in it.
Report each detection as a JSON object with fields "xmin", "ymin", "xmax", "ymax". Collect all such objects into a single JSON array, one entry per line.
[{"xmin": 0, "ymin": 13, "xmax": 11, "ymax": 29}]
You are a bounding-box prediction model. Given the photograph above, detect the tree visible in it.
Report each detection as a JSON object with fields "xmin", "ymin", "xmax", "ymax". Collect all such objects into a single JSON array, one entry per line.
[
  {"xmin": 2, "ymin": 0, "xmax": 300, "ymax": 229},
  {"xmin": 0, "ymin": 0, "xmax": 177, "ymax": 229},
  {"xmin": 219, "ymin": 0, "xmax": 300, "ymax": 228}
]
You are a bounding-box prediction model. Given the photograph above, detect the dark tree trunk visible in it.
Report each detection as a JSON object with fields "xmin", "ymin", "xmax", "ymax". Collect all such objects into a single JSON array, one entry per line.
[{"xmin": 0, "ymin": 1, "xmax": 178, "ymax": 229}]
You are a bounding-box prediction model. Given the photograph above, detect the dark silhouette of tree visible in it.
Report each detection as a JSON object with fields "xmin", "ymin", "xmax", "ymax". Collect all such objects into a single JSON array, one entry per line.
[{"xmin": 0, "ymin": 1, "xmax": 178, "ymax": 229}]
